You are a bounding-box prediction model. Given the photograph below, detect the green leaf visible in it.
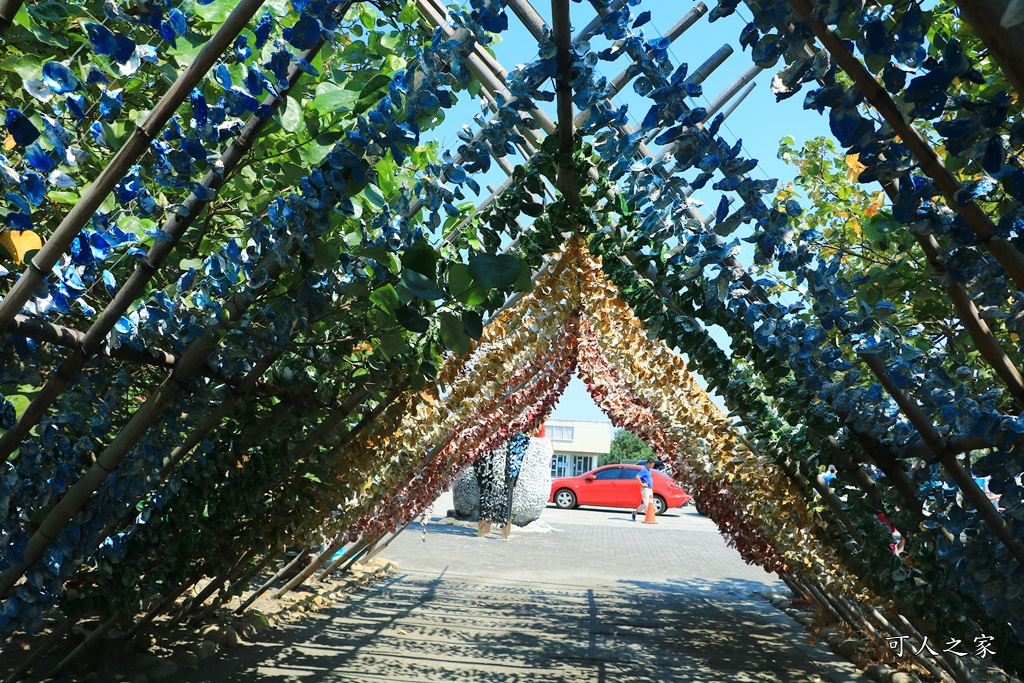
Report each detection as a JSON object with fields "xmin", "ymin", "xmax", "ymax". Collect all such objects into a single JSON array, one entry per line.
[
  {"xmin": 279, "ymin": 96, "xmax": 303, "ymax": 133},
  {"xmin": 30, "ymin": 22, "xmax": 69, "ymax": 48},
  {"xmin": 0, "ymin": 54, "xmax": 42, "ymax": 81},
  {"xmin": 396, "ymin": 305, "xmax": 429, "ymax": 333},
  {"xmin": 375, "ymin": 157, "xmax": 396, "ymax": 197},
  {"xmin": 312, "ymin": 87, "xmax": 359, "ymax": 115},
  {"xmin": 401, "ymin": 270, "xmax": 445, "ymax": 300},
  {"xmin": 46, "ymin": 191, "xmax": 79, "ymax": 205},
  {"xmin": 298, "ymin": 138, "xmax": 333, "ymax": 167},
  {"xmin": 360, "ymin": 6, "xmax": 376, "ymax": 29},
  {"xmin": 520, "ymin": 200, "xmax": 544, "ymax": 217},
  {"xmin": 355, "ymin": 72, "xmax": 391, "ymax": 114},
  {"xmin": 379, "ymin": 332, "xmax": 410, "ymax": 360},
  {"xmin": 448, "ymin": 263, "xmax": 486, "ymax": 305},
  {"xmin": 864, "ymin": 211, "xmax": 898, "ymax": 242},
  {"xmin": 398, "ymin": 1, "xmax": 419, "ymax": 23},
  {"xmin": 369, "ymin": 284, "xmax": 400, "ymax": 313},
  {"xmin": 469, "ymin": 253, "xmax": 522, "ymax": 289},
  {"xmin": 362, "ymin": 183, "xmax": 386, "ymax": 210},
  {"xmin": 514, "ymin": 260, "xmax": 533, "ymax": 292},
  {"xmin": 439, "ymin": 312, "xmax": 471, "ymax": 355},
  {"xmin": 193, "ymin": 0, "xmax": 240, "ymax": 23},
  {"xmin": 26, "ymin": 2, "xmax": 68, "ymax": 22},
  {"xmin": 400, "ymin": 241, "xmax": 438, "ymax": 278},
  {"xmin": 359, "ymin": 247, "xmax": 399, "ymax": 272},
  {"xmin": 462, "ymin": 310, "xmax": 483, "ymax": 340},
  {"xmin": 379, "ymin": 31, "xmax": 402, "ymax": 51}
]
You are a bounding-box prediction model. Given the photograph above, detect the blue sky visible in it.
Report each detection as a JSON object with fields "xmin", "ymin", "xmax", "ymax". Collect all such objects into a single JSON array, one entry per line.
[{"xmin": 420, "ymin": 0, "xmax": 835, "ymax": 423}]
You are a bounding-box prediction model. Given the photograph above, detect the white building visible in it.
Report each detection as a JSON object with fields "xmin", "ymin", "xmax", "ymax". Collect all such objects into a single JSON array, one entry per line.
[{"xmin": 546, "ymin": 419, "xmax": 611, "ymax": 478}]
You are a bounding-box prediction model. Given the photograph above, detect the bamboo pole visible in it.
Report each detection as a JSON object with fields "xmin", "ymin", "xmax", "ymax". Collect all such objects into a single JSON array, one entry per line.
[
  {"xmin": 860, "ymin": 353, "xmax": 1024, "ymax": 570},
  {"xmin": 894, "ymin": 611, "xmax": 980, "ymax": 683},
  {"xmin": 234, "ymin": 548, "xmax": 311, "ymax": 614},
  {"xmin": 272, "ymin": 540, "xmax": 348, "ymax": 599},
  {"xmin": 124, "ymin": 581, "xmax": 195, "ymax": 640},
  {"xmin": 865, "ymin": 606, "xmax": 965, "ymax": 683},
  {"xmin": 46, "ymin": 615, "xmax": 118, "ymax": 678},
  {"xmin": 178, "ymin": 549, "xmax": 256, "ymax": 621},
  {"xmin": 0, "ymin": 1, "xmax": 357, "ymax": 464},
  {"xmin": 704, "ymin": 66, "xmax": 760, "ymax": 120},
  {"xmin": 0, "ymin": 0, "xmax": 21, "ymax": 33},
  {"xmin": 717, "ymin": 80, "xmax": 756, "ymax": 121},
  {"xmin": 551, "ymin": 0, "xmax": 576, "ymax": 207},
  {"xmin": 189, "ymin": 547, "xmax": 281, "ymax": 625},
  {"xmin": 786, "ymin": 0, "xmax": 1024, "ymax": 292},
  {"xmin": 0, "ymin": 0, "xmax": 269, "ymax": 327},
  {"xmin": 2, "ymin": 614, "xmax": 81, "ymax": 683},
  {"xmin": 0, "ymin": 259, "xmax": 287, "ymax": 596}
]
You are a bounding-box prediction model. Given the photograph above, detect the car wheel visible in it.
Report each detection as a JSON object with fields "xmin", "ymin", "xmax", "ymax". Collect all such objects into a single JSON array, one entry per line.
[
  {"xmin": 654, "ymin": 495, "xmax": 667, "ymax": 516},
  {"xmin": 554, "ymin": 489, "xmax": 577, "ymax": 509},
  {"xmin": 695, "ymin": 502, "xmax": 708, "ymax": 516}
]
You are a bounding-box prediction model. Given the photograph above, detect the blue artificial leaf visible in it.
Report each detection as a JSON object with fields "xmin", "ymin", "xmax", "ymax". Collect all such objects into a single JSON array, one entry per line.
[
  {"xmin": 234, "ymin": 35, "xmax": 251, "ymax": 60},
  {"xmin": 2, "ymin": 212, "xmax": 33, "ymax": 231},
  {"xmin": 86, "ymin": 66, "xmax": 111, "ymax": 85},
  {"xmin": 101, "ymin": 269, "xmax": 118, "ymax": 295},
  {"xmin": 5, "ymin": 193, "xmax": 31, "ymax": 215},
  {"xmin": 4, "ymin": 109, "xmax": 40, "ymax": 146},
  {"xmin": 22, "ymin": 173, "xmax": 45, "ymax": 206},
  {"xmin": 145, "ymin": 228, "xmax": 174, "ymax": 242},
  {"xmin": 168, "ymin": 8, "xmax": 187, "ymax": 36},
  {"xmin": 24, "ymin": 143, "xmax": 57, "ymax": 172},
  {"xmin": 632, "ymin": 10, "xmax": 651, "ymax": 27},
  {"xmin": 982, "ymin": 135, "xmax": 1005, "ymax": 175},
  {"xmin": 137, "ymin": 45, "xmax": 158, "ymax": 64},
  {"xmin": 64, "ymin": 94, "xmax": 86, "ymax": 120},
  {"xmin": 41, "ymin": 62, "xmax": 80, "ymax": 93},
  {"xmin": 214, "ymin": 64, "xmax": 232, "ymax": 89},
  {"xmin": 99, "ymin": 89, "xmax": 124, "ymax": 121},
  {"xmin": 89, "ymin": 121, "xmax": 109, "ymax": 148},
  {"xmin": 283, "ymin": 14, "xmax": 321, "ymax": 49},
  {"xmin": 253, "ymin": 12, "xmax": 274, "ymax": 49},
  {"xmin": 48, "ymin": 170, "xmax": 77, "ymax": 188},
  {"xmin": 83, "ymin": 22, "xmax": 118, "ymax": 55},
  {"xmin": 295, "ymin": 59, "xmax": 319, "ymax": 76},
  {"xmin": 475, "ymin": 7, "xmax": 508, "ymax": 32},
  {"xmin": 24, "ymin": 79, "xmax": 54, "ymax": 103}
]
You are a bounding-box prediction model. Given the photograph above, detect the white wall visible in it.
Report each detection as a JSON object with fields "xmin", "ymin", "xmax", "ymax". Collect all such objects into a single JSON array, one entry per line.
[{"xmin": 545, "ymin": 419, "xmax": 611, "ymax": 455}]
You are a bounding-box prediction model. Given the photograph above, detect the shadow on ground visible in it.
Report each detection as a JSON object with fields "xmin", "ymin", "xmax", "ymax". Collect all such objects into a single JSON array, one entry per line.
[{"xmin": 167, "ymin": 568, "xmax": 855, "ymax": 683}]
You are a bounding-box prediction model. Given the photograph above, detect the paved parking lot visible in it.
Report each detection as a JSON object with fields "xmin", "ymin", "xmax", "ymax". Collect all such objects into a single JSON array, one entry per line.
[{"xmin": 171, "ymin": 494, "xmax": 868, "ymax": 682}]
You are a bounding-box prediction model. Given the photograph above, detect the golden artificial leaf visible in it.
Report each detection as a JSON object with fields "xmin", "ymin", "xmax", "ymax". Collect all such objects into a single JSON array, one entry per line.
[
  {"xmin": 845, "ymin": 154, "xmax": 866, "ymax": 184},
  {"xmin": 3, "ymin": 133, "xmax": 16, "ymax": 150},
  {"xmin": 0, "ymin": 229, "xmax": 43, "ymax": 265}
]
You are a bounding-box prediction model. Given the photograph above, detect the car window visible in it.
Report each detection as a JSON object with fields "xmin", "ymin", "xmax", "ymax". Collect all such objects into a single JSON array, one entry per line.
[
  {"xmin": 593, "ymin": 468, "xmax": 622, "ymax": 480},
  {"xmin": 617, "ymin": 468, "xmax": 641, "ymax": 480}
]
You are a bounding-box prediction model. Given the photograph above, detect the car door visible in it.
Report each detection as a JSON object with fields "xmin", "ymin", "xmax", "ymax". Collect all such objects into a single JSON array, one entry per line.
[
  {"xmin": 618, "ymin": 466, "xmax": 645, "ymax": 508},
  {"xmin": 579, "ymin": 467, "xmax": 624, "ymax": 507}
]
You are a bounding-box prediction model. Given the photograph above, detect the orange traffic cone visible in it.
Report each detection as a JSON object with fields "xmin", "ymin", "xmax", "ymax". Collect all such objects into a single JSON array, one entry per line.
[{"xmin": 643, "ymin": 500, "xmax": 657, "ymax": 524}]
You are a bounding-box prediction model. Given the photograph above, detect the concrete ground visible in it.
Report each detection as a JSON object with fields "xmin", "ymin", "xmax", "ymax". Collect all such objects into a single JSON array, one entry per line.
[{"xmin": 168, "ymin": 494, "xmax": 868, "ymax": 682}]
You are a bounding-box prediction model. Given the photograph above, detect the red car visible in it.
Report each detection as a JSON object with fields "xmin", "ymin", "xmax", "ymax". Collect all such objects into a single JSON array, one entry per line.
[{"xmin": 549, "ymin": 464, "xmax": 691, "ymax": 515}]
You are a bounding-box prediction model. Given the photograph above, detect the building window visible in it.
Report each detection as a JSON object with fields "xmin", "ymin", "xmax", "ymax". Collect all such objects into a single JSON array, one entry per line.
[
  {"xmin": 571, "ymin": 455, "xmax": 590, "ymax": 476},
  {"xmin": 551, "ymin": 454, "xmax": 569, "ymax": 478},
  {"xmin": 548, "ymin": 425, "xmax": 574, "ymax": 441}
]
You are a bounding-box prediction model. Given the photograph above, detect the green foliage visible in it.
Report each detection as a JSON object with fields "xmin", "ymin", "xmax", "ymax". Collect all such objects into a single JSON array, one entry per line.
[{"xmin": 604, "ymin": 429, "xmax": 655, "ymax": 466}]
